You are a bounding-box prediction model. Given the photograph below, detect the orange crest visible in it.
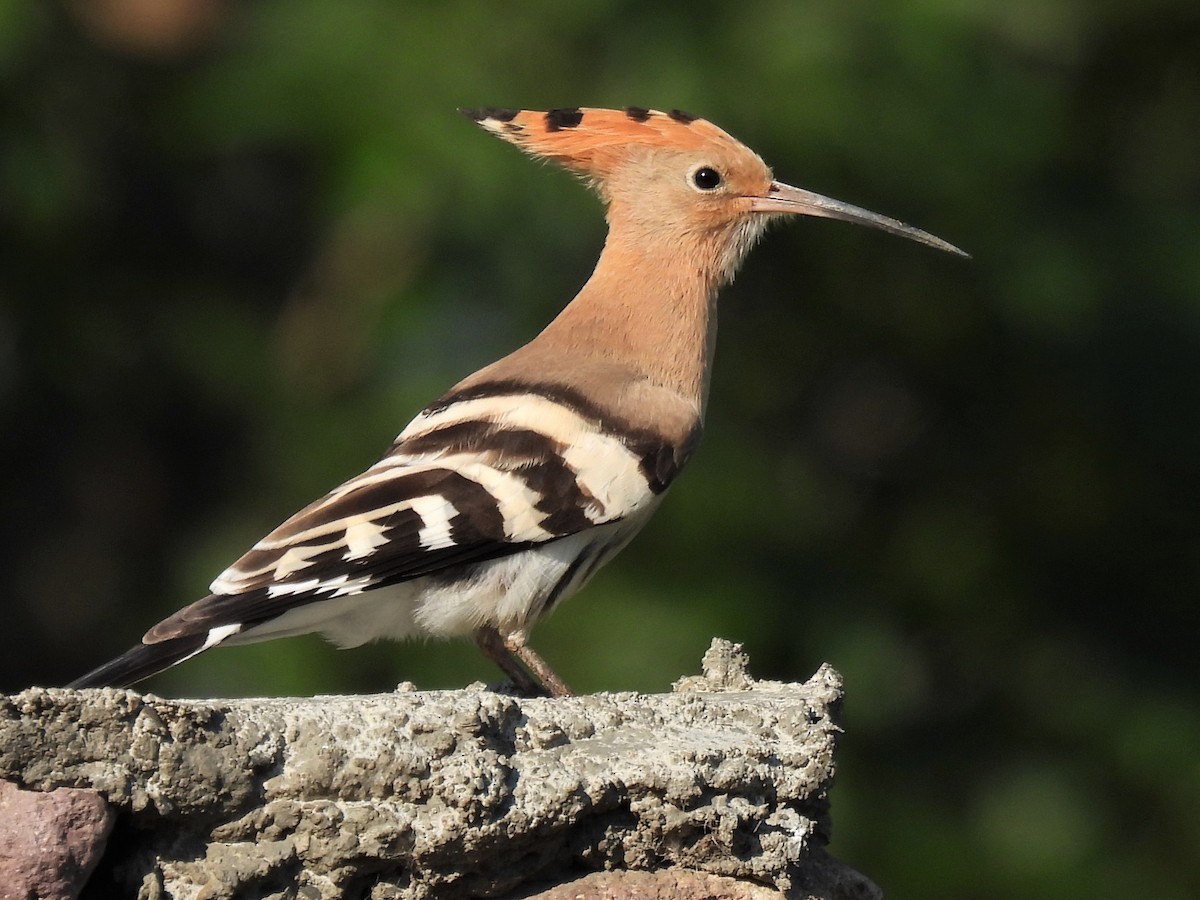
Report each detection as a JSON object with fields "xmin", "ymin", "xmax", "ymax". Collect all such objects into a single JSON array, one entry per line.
[{"xmin": 460, "ymin": 107, "xmax": 750, "ymax": 180}]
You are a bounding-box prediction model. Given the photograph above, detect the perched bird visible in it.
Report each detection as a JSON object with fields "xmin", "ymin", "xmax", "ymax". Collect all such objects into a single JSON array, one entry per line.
[{"xmin": 70, "ymin": 107, "xmax": 966, "ymax": 696}]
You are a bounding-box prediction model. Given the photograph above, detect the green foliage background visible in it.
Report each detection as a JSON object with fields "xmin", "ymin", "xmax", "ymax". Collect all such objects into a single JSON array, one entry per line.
[{"xmin": 2, "ymin": 2, "xmax": 1198, "ymax": 897}]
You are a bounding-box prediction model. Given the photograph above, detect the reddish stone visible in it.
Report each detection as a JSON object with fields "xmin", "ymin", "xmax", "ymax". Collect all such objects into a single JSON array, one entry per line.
[{"xmin": 0, "ymin": 780, "xmax": 116, "ymax": 900}]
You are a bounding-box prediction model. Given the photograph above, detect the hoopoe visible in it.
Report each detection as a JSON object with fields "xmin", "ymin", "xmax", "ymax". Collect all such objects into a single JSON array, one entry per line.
[{"xmin": 70, "ymin": 107, "xmax": 965, "ymax": 697}]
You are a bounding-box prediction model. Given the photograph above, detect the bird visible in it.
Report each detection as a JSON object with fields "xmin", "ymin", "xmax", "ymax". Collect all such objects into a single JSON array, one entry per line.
[{"xmin": 69, "ymin": 106, "xmax": 966, "ymax": 697}]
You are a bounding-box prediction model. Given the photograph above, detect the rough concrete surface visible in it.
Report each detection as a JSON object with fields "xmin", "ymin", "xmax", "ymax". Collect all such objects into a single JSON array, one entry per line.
[{"xmin": 0, "ymin": 639, "xmax": 879, "ymax": 900}]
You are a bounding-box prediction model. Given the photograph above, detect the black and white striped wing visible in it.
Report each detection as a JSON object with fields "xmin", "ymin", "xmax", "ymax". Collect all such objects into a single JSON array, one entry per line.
[{"xmin": 146, "ymin": 383, "xmax": 697, "ymax": 641}]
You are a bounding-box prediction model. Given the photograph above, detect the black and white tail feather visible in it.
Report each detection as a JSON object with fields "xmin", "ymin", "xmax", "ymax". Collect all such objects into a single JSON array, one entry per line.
[{"xmin": 69, "ymin": 381, "xmax": 696, "ymax": 693}]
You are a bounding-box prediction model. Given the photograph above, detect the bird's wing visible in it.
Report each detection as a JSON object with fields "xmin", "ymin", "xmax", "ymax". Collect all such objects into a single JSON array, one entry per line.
[{"xmin": 144, "ymin": 382, "xmax": 699, "ymax": 641}]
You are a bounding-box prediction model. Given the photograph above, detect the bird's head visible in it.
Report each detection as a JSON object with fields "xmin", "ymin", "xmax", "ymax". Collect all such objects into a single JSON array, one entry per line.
[{"xmin": 462, "ymin": 106, "xmax": 967, "ymax": 281}]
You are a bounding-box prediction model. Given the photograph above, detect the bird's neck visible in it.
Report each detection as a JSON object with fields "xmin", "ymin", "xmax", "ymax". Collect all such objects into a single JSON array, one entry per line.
[{"xmin": 529, "ymin": 225, "xmax": 726, "ymax": 411}]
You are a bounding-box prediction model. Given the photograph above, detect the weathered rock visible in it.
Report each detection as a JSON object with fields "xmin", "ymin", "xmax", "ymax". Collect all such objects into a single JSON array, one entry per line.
[
  {"xmin": 0, "ymin": 639, "xmax": 878, "ymax": 900},
  {"xmin": 0, "ymin": 779, "xmax": 115, "ymax": 900},
  {"xmin": 518, "ymin": 869, "xmax": 788, "ymax": 898}
]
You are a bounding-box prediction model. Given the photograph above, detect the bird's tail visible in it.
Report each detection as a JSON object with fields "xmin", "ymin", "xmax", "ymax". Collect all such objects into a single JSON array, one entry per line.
[{"xmin": 67, "ymin": 634, "xmax": 209, "ymax": 689}]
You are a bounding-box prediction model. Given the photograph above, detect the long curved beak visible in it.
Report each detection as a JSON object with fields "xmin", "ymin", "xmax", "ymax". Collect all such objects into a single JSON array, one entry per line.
[{"xmin": 750, "ymin": 181, "xmax": 969, "ymax": 258}]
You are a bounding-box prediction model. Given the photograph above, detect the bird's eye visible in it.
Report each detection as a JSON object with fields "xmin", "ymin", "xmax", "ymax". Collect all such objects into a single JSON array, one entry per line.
[{"xmin": 691, "ymin": 166, "xmax": 722, "ymax": 191}]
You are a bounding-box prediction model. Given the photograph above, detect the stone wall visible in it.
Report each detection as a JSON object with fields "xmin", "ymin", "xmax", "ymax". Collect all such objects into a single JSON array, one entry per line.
[{"xmin": 0, "ymin": 640, "xmax": 879, "ymax": 900}]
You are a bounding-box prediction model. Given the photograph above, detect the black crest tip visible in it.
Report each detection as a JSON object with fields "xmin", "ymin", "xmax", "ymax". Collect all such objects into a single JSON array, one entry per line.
[
  {"xmin": 460, "ymin": 107, "xmax": 520, "ymax": 123},
  {"xmin": 667, "ymin": 108, "xmax": 698, "ymax": 124},
  {"xmin": 624, "ymin": 106, "xmax": 652, "ymax": 122},
  {"xmin": 545, "ymin": 107, "xmax": 584, "ymax": 131}
]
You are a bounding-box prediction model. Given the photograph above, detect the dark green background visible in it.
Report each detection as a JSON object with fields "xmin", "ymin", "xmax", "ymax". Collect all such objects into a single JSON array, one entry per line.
[{"xmin": 2, "ymin": 2, "xmax": 1197, "ymax": 898}]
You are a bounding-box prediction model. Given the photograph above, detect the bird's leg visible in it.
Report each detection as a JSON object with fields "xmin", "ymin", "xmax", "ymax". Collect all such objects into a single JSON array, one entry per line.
[
  {"xmin": 473, "ymin": 626, "xmax": 574, "ymax": 698},
  {"xmin": 473, "ymin": 626, "xmax": 546, "ymax": 696},
  {"xmin": 505, "ymin": 629, "xmax": 575, "ymax": 698}
]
